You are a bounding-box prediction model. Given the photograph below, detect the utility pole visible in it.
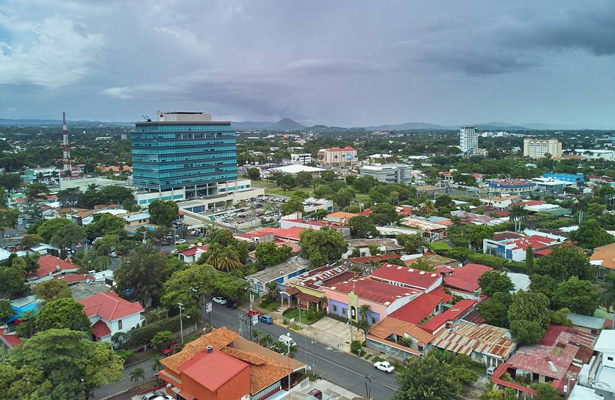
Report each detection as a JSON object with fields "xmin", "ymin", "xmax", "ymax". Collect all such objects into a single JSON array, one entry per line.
[
  {"xmin": 287, "ymin": 341, "xmax": 291, "ymax": 390},
  {"xmin": 312, "ymin": 340, "xmax": 316, "ymax": 375},
  {"xmin": 365, "ymin": 375, "xmax": 372, "ymax": 399},
  {"xmin": 178, "ymin": 303, "xmax": 185, "ymax": 344}
]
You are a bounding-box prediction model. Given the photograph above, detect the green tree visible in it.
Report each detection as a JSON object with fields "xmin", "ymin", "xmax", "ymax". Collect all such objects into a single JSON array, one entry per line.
[
  {"xmin": 280, "ymin": 196, "xmax": 304, "ymax": 216},
  {"xmin": 553, "ymin": 276, "xmax": 601, "ymax": 315},
  {"xmin": 529, "ymin": 274, "xmax": 558, "ymax": 298},
  {"xmin": 25, "ymin": 182, "xmax": 50, "ymax": 201},
  {"xmin": 295, "ymin": 171, "xmax": 313, "ymax": 187},
  {"xmin": 212, "ymin": 272, "xmax": 249, "ymax": 301},
  {"xmin": 148, "ymin": 200, "xmax": 180, "ymax": 227},
  {"xmin": 36, "ymin": 218, "xmax": 72, "ymax": 242},
  {"xmin": 349, "ymin": 216, "xmax": 378, "ymax": 239},
  {"xmin": 435, "ymin": 195, "xmax": 454, "ymax": 209},
  {"xmin": 447, "ymin": 247, "xmax": 473, "ymax": 263},
  {"xmin": 130, "ymin": 367, "xmax": 145, "ymax": 383},
  {"xmin": 50, "ymin": 222, "xmax": 86, "ymax": 254},
  {"xmin": 396, "ymin": 234, "xmax": 425, "ymax": 254},
  {"xmin": 525, "ymin": 245, "xmax": 534, "ymax": 272},
  {"xmin": 334, "ymin": 187, "xmax": 356, "ymax": 208},
  {"xmin": 478, "ymin": 292, "xmax": 512, "ymax": 328},
  {"xmin": 0, "ymin": 267, "xmax": 28, "ymax": 298},
  {"xmin": 114, "ymin": 244, "xmax": 173, "ymax": 306},
  {"xmin": 0, "ymin": 173, "xmax": 22, "ymax": 194},
  {"xmin": 0, "ymin": 298, "xmax": 15, "ymax": 320},
  {"xmin": 420, "ymin": 200, "xmax": 436, "ymax": 216},
  {"xmin": 537, "ymin": 243, "xmax": 594, "ymax": 282},
  {"xmin": 464, "ymin": 224, "xmax": 494, "ymax": 250},
  {"xmin": 86, "ymin": 213, "xmax": 126, "ymax": 238},
  {"xmin": 509, "ymin": 205, "xmax": 529, "ymax": 232},
  {"xmin": 206, "ymin": 244, "xmax": 242, "ymax": 272},
  {"xmin": 394, "ymin": 351, "xmax": 462, "ymax": 400},
  {"xmin": 569, "ymin": 219, "xmax": 614, "ymax": 249},
  {"xmin": 508, "ymin": 291, "xmax": 551, "ymax": 344},
  {"xmin": 247, "ymin": 167, "xmax": 261, "ymax": 180},
  {"xmin": 299, "ymin": 228, "xmax": 348, "ymax": 268},
  {"xmin": 478, "ymin": 271, "xmax": 514, "ymax": 297},
  {"xmin": 150, "ymin": 330, "xmax": 174, "ymax": 350},
  {"xmin": 370, "ymin": 202, "xmax": 398, "ymax": 226},
  {"xmin": 0, "ymin": 208, "xmax": 19, "ymax": 239},
  {"xmin": 32, "ymin": 280, "xmax": 72, "ymax": 302},
  {"xmin": 16, "ymin": 310, "xmax": 37, "ymax": 338},
  {"xmin": 358, "ymin": 304, "xmax": 373, "ymax": 335},
  {"xmin": 36, "ymin": 297, "xmax": 92, "ymax": 333},
  {"xmin": 352, "ymin": 175, "xmax": 378, "ymax": 193},
  {"xmin": 161, "ymin": 264, "xmax": 217, "ymax": 312},
  {"xmin": 6, "ymin": 329, "xmax": 123, "ymax": 399},
  {"xmin": 530, "ymin": 383, "xmax": 561, "ymax": 400},
  {"xmin": 255, "ymin": 242, "xmax": 292, "ymax": 267},
  {"xmin": 20, "ymin": 234, "xmax": 44, "ymax": 248}
]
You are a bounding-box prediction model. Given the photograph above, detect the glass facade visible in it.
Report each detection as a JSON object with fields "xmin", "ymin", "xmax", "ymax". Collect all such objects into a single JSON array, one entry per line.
[{"xmin": 132, "ymin": 122, "xmax": 237, "ymax": 195}]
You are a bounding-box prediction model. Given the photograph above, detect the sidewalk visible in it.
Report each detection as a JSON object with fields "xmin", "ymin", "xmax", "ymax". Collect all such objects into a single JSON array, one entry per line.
[{"xmin": 292, "ymin": 379, "xmax": 363, "ymax": 400}]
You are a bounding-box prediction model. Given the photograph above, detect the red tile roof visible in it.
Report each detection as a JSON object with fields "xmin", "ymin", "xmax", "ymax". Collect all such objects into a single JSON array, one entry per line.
[
  {"xmin": 444, "ymin": 264, "xmax": 492, "ymax": 293},
  {"xmin": 509, "ymin": 235, "xmax": 557, "ymax": 252},
  {"xmin": 506, "ymin": 343, "xmax": 579, "ymax": 381},
  {"xmin": 36, "ymin": 256, "xmax": 78, "ymax": 278},
  {"xmin": 325, "ymin": 278, "xmax": 421, "ymax": 305},
  {"xmin": 181, "ymin": 244, "xmax": 210, "ymax": 257},
  {"xmin": 79, "ymin": 291, "xmax": 144, "ymax": 321},
  {"xmin": 0, "ymin": 328, "xmax": 22, "ymax": 347},
  {"xmin": 256, "ymin": 226, "xmax": 304, "ymax": 241},
  {"xmin": 179, "ymin": 348, "xmax": 249, "ymax": 392},
  {"xmin": 92, "ymin": 320, "xmax": 112, "ymax": 338},
  {"xmin": 420, "ymin": 299, "xmax": 476, "ymax": 333},
  {"xmin": 347, "ymin": 253, "xmax": 401, "ymax": 264},
  {"xmin": 370, "ymin": 263, "xmax": 440, "ymax": 290},
  {"xmin": 389, "ymin": 292, "xmax": 444, "ymax": 324},
  {"xmin": 324, "ymin": 146, "xmax": 356, "ymax": 152}
]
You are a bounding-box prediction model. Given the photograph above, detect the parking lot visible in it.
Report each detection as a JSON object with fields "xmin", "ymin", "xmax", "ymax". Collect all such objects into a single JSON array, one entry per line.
[{"xmin": 197, "ymin": 195, "xmax": 285, "ymax": 231}]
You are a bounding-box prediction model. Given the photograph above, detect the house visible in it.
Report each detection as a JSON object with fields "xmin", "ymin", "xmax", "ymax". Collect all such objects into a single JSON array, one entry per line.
[
  {"xmin": 576, "ymin": 330, "xmax": 615, "ymax": 399},
  {"xmin": 29, "ymin": 256, "xmax": 79, "ymax": 284},
  {"xmin": 235, "ymin": 230, "xmax": 275, "ymax": 244},
  {"xmin": 480, "ymin": 195, "xmax": 521, "ymax": 210},
  {"xmin": 280, "ymin": 265, "xmax": 354, "ymax": 312},
  {"xmin": 431, "ymin": 321, "xmax": 516, "ymax": 368},
  {"xmin": 483, "ymin": 234, "xmax": 560, "ymax": 262},
  {"xmin": 178, "ymin": 244, "xmax": 210, "ymax": 264},
  {"xmin": 279, "ymin": 219, "xmax": 350, "ymax": 238},
  {"xmin": 324, "ymin": 211, "xmax": 359, "ymax": 226},
  {"xmin": 246, "ymin": 226, "xmax": 304, "ymax": 242},
  {"xmin": 492, "ymin": 325, "xmax": 596, "ymax": 397},
  {"xmin": 443, "ymin": 263, "xmax": 492, "ymax": 298},
  {"xmin": 344, "ymin": 238, "xmax": 403, "ymax": 258},
  {"xmin": 78, "ymin": 291, "xmax": 144, "ymax": 342},
  {"xmin": 590, "ymin": 242, "xmax": 615, "ymax": 280},
  {"xmin": 450, "ymin": 210, "xmax": 508, "ymax": 227},
  {"xmin": 370, "ymin": 263, "xmax": 442, "ymax": 292},
  {"xmin": 400, "ymin": 217, "xmax": 448, "ymax": 241},
  {"xmin": 245, "ymin": 257, "xmax": 309, "ymax": 296},
  {"xmin": 565, "ymin": 313, "xmax": 607, "ymax": 335},
  {"xmin": 487, "ymin": 179, "xmax": 536, "ymax": 196},
  {"xmin": 388, "ymin": 287, "xmax": 454, "ymax": 325},
  {"xmin": 159, "ymin": 327, "xmax": 305, "ymax": 400},
  {"xmin": 420, "ymin": 299, "xmax": 478, "ymax": 335},
  {"xmin": 122, "ymin": 212, "xmax": 150, "ymax": 226},
  {"xmin": 366, "ymin": 317, "xmax": 434, "ymax": 361},
  {"xmin": 322, "ymin": 278, "xmax": 423, "ymax": 325},
  {"xmin": 0, "ymin": 328, "xmax": 22, "ymax": 351}
]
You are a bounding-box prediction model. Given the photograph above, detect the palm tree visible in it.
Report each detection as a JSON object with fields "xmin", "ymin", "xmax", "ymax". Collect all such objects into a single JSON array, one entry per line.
[
  {"xmin": 259, "ymin": 334, "xmax": 274, "ymax": 348},
  {"xmin": 215, "ymin": 246, "xmax": 242, "ymax": 272},
  {"xmin": 151, "ymin": 356, "xmax": 163, "ymax": 372},
  {"xmin": 287, "ymin": 344, "xmax": 298, "ymax": 359},
  {"xmin": 252, "ymin": 330, "xmax": 261, "ymax": 343},
  {"xmin": 130, "ymin": 367, "xmax": 145, "ymax": 383},
  {"xmin": 602, "ymin": 273, "xmax": 615, "ymax": 329},
  {"xmin": 421, "ymin": 200, "xmax": 436, "ymax": 216},
  {"xmin": 509, "ymin": 205, "xmax": 528, "ymax": 232},
  {"xmin": 572, "ymin": 197, "xmax": 591, "ymax": 224},
  {"xmin": 358, "ymin": 304, "xmax": 373, "ymax": 335}
]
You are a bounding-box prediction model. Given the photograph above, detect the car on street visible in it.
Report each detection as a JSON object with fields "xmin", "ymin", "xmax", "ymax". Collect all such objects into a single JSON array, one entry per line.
[
  {"xmin": 278, "ymin": 333, "xmax": 296, "ymax": 347},
  {"xmin": 225, "ymin": 301, "xmax": 238, "ymax": 309},
  {"xmin": 176, "ymin": 239, "xmax": 187, "ymax": 244},
  {"xmin": 259, "ymin": 315, "xmax": 273, "ymax": 324},
  {"xmin": 161, "ymin": 342, "xmax": 179, "ymax": 356},
  {"xmin": 141, "ymin": 392, "xmax": 165, "ymax": 400},
  {"xmin": 212, "ymin": 296, "xmax": 227, "ymax": 305},
  {"xmin": 308, "ymin": 389, "xmax": 323, "ymax": 400},
  {"xmin": 374, "ymin": 361, "xmax": 395, "ymax": 373},
  {"xmin": 110, "ymin": 251, "xmax": 118, "ymax": 258},
  {"xmin": 246, "ymin": 309, "xmax": 261, "ymax": 317}
]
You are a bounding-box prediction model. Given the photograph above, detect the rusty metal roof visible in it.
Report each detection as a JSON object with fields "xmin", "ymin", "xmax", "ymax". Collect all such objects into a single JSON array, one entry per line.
[{"xmin": 432, "ymin": 321, "xmax": 516, "ymax": 360}]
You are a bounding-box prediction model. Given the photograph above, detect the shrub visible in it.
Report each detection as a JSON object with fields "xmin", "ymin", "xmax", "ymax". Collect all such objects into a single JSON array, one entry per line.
[
  {"xmin": 429, "ymin": 241, "xmax": 451, "ymax": 254},
  {"xmin": 114, "ymin": 315, "xmax": 181, "ymax": 350},
  {"xmin": 350, "ymin": 340, "xmax": 362, "ymax": 354}
]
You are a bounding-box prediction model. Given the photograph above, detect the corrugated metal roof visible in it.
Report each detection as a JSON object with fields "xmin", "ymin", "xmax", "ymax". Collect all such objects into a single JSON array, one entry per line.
[{"xmin": 432, "ymin": 321, "xmax": 515, "ymax": 360}]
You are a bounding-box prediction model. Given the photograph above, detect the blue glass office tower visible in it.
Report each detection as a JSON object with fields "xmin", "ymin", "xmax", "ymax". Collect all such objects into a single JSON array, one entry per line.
[{"xmin": 132, "ymin": 112, "xmax": 237, "ymax": 198}]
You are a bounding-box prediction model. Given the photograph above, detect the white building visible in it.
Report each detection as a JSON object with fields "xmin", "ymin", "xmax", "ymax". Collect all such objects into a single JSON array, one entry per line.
[
  {"xmin": 523, "ymin": 138, "xmax": 562, "ymax": 159},
  {"xmin": 359, "ymin": 164, "xmax": 411, "ymax": 184},
  {"xmin": 574, "ymin": 149, "xmax": 615, "ymax": 161},
  {"xmin": 459, "ymin": 126, "xmax": 478, "ymax": 154},
  {"xmin": 576, "ymin": 330, "xmax": 615, "ymax": 399},
  {"xmin": 317, "ymin": 146, "xmax": 358, "ymax": 165},
  {"xmin": 269, "ymin": 164, "xmax": 325, "ymax": 176},
  {"xmin": 79, "ymin": 291, "xmax": 144, "ymax": 342},
  {"xmin": 290, "ymin": 153, "xmax": 312, "ymax": 165}
]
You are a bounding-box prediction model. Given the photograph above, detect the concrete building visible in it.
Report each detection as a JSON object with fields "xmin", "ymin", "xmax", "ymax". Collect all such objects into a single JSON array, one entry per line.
[
  {"xmin": 318, "ymin": 146, "xmax": 358, "ymax": 165},
  {"xmin": 359, "ymin": 164, "xmax": 411, "ymax": 184},
  {"xmin": 577, "ymin": 330, "xmax": 615, "ymax": 399},
  {"xmin": 487, "ymin": 179, "xmax": 536, "ymax": 196},
  {"xmin": 79, "ymin": 291, "xmax": 144, "ymax": 342},
  {"xmin": 459, "ymin": 126, "xmax": 478, "ymax": 154},
  {"xmin": 290, "ymin": 153, "xmax": 312, "ymax": 165},
  {"xmin": 523, "ymin": 138, "xmax": 562, "ymax": 159},
  {"xmin": 132, "ymin": 111, "xmax": 237, "ymax": 199}
]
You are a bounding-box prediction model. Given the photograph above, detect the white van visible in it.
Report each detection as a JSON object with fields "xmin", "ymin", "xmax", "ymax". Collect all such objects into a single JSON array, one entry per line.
[{"xmin": 278, "ymin": 334, "xmax": 296, "ymax": 347}]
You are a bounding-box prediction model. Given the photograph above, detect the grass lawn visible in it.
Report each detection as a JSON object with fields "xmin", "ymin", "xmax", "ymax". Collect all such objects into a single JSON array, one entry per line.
[
  {"xmin": 259, "ymin": 300, "xmax": 281, "ymax": 312},
  {"xmin": 372, "ymin": 356, "xmax": 385, "ymax": 363},
  {"xmin": 364, "ymin": 354, "xmax": 373, "ymax": 360},
  {"xmin": 282, "ymin": 308, "xmax": 322, "ymax": 325}
]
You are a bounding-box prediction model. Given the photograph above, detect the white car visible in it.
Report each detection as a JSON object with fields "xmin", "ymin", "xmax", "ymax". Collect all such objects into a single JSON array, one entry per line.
[
  {"xmin": 212, "ymin": 297, "xmax": 227, "ymax": 305},
  {"xmin": 278, "ymin": 334, "xmax": 296, "ymax": 347},
  {"xmin": 176, "ymin": 239, "xmax": 187, "ymax": 244},
  {"xmin": 374, "ymin": 361, "xmax": 395, "ymax": 373}
]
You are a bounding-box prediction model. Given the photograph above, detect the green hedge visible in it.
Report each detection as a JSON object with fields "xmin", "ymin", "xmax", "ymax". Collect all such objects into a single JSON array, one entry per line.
[
  {"xmin": 114, "ymin": 315, "xmax": 181, "ymax": 350},
  {"xmin": 429, "ymin": 241, "xmax": 452, "ymax": 254}
]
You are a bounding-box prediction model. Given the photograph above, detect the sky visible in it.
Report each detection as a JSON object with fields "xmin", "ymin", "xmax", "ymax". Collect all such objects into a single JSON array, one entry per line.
[{"xmin": 0, "ymin": 0, "xmax": 614, "ymax": 128}]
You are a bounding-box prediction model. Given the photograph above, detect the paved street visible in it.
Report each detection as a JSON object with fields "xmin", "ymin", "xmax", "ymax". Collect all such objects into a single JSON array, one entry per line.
[
  {"xmin": 93, "ymin": 358, "xmax": 158, "ymax": 400},
  {"xmin": 207, "ymin": 302, "xmax": 398, "ymax": 400}
]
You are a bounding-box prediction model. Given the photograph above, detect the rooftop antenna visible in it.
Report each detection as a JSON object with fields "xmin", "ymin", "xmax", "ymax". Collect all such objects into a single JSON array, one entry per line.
[
  {"xmin": 62, "ymin": 112, "xmax": 72, "ymax": 179},
  {"xmin": 142, "ymin": 115, "xmax": 151, "ymax": 122}
]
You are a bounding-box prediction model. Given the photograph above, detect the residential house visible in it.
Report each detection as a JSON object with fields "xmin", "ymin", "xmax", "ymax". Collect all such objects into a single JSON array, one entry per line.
[
  {"xmin": 280, "ymin": 265, "xmax": 354, "ymax": 312},
  {"xmin": 178, "ymin": 244, "xmax": 210, "ymax": 264},
  {"xmin": 443, "ymin": 263, "xmax": 492, "ymax": 299},
  {"xmin": 576, "ymin": 330, "xmax": 615, "ymax": 399},
  {"xmin": 590, "ymin": 242, "xmax": 615, "ymax": 281},
  {"xmin": 483, "ymin": 234, "xmax": 561, "ymax": 262},
  {"xmin": 29, "ymin": 256, "xmax": 79, "ymax": 284},
  {"xmin": 566, "ymin": 313, "xmax": 607, "ymax": 335},
  {"xmin": 388, "ymin": 288, "xmax": 454, "ymax": 325},
  {"xmin": 400, "ymin": 217, "xmax": 448, "ymax": 241},
  {"xmin": 431, "ymin": 321, "xmax": 516, "ymax": 368},
  {"xmin": 344, "ymin": 238, "xmax": 403, "ymax": 258},
  {"xmin": 159, "ymin": 327, "xmax": 305, "ymax": 400},
  {"xmin": 245, "ymin": 257, "xmax": 309, "ymax": 296},
  {"xmin": 79, "ymin": 291, "xmax": 144, "ymax": 342},
  {"xmin": 480, "ymin": 195, "xmax": 521, "ymax": 210},
  {"xmin": 366, "ymin": 317, "xmax": 435, "ymax": 361},
  {"xmin": 322, "ymin": 278, "xmax": 423, "ymax": 325},
  {"xmin": 324, "ymin": 211, "xmax": 359, "ymax": 226},
  {"xmin": 122, "ymin": 212, "xmax": 150, "ymax": 226},
  {"xmin": 370, "ymin": 263, "xmax": 442, "ymax": 293},
  {"xmin": 420, "ymin": 299, "xmax": 478, "ymax": 335},
  {"xmin": 279, "ymin": 219, "xmax": 350, "ymax": 238}
]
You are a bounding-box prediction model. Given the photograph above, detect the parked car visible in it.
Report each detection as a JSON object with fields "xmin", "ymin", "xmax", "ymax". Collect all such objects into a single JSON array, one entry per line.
[
  {"xmin": 212, "ymin": 297, "xmax": 227, "ymax": 305},
  {"xmin": 161, "ymin": 342, "xmax": 179, "ymax": 356},
  {"xmin": 225, "ymin": 301, "xmax": 238, "ymax": 309},
  {"xmin": 110, "ymin": 251, "xmax": 118, "ymax": 258},
  {"xmin": 259, "ymin": 315, "xmax": 273, "ymax": 324},
  {"xmin": 141, "ymin": 392, "xmax": 164, "ymax": 400},
  {"xmin": 278, "ymin": 334, "xmax": 296, "ymax": 347},
  {"xmin": 246, "ymin": 309, "xmax": 261, "ymax": 317},
  {"xmin": 374, "ymin": 361, "xmax": 395, "ymax": 373},
  {"xmin": 176, "ymin": 239, "xmax": 187, "ymax": 244},
  {"xmin": 308, "ymin": 389, "xmax": 323, "ymax": 400}
]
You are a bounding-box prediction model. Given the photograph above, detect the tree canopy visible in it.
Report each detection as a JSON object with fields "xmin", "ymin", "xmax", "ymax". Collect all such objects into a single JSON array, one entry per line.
[
  {"xmin": 299, "ymin": 227, "xmax": 348, "ymax": 268},
  {"xmin": 148, "ymin": 200, "xmax": 179, "ymax": 227},
  {"xmin": 478, "ymin": 271, "xmax": 514, "ymax": 297},
  {"xmin": 349, "ymin": 216, "xmax": 378, "ymax": 239},
  {"xmin": 536, "ymin": 243, "xmax": 594, "ymax": 282},
  {"xmin": 508, "ymin": 291, "xmax": 551, "ymax": 344},
  {"xmin": 35, "ymin": 297, "xmax": 92, "ymax": 333},
  {"xmin": 32, "ymin": 280, "xmax": 72, "ymax": 302},
  {"xmin": 395, "ymin": 350, "xmax": 462, "ymax": 400},
  {"xmin": 553, "ymin": 276, "xmax": 601, "ymax": 316}
]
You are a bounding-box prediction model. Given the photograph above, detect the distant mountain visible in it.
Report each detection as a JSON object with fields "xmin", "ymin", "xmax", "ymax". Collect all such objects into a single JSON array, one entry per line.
[
  {"xmin": 231, "ymin": 121, "xmax": 274, "ymax": 130},
  {"xmin": 264, "ymin": 118, "xmax": 306, "ymax": 131},
  {"xmin": 364, "ymin": 122, "xmax": 447, "ymax": 131},
  {"xmin": 0, "ymin": 118, "xmax": 132, "ymax": 127},
  {"xmin": 470, "ymin": 122, "xmax": 529, "ymax": 131}
]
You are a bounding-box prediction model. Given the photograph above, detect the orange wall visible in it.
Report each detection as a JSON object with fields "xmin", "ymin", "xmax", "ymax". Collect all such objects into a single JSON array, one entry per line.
[{"xmin": 181, "ymin": 366, "xmax": 250, "ymax": 400}]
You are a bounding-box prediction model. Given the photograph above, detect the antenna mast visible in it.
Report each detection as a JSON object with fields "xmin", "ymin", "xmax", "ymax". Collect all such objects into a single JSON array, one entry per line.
[{"xmin": 62, "ymin": 112, "xmax": 72, "ymax": 178}]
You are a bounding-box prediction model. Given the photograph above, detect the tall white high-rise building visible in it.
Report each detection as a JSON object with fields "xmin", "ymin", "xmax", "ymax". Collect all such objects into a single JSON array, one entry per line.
[
  {"xmin": 459, "ymin": 126, "xmax": 478, "ymax": 154},
  {"xmin": 523, "ymin": 138, "xmax": 562, "ymax": 159}
]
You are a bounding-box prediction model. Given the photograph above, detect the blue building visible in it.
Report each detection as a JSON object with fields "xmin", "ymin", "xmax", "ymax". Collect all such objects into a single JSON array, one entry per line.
[
  {"xmin": 132, "ymin": 112, "xmax": 237, "ymax": 199},
  {"xmin": 542, "ymin": 173, "xmax": 584, "ymax": 185}
]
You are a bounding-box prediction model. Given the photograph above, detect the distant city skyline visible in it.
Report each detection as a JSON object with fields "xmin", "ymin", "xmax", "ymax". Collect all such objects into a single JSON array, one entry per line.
[{"xmin": 0, "ymin": 1, "xmax": 614, "ymax": 128}]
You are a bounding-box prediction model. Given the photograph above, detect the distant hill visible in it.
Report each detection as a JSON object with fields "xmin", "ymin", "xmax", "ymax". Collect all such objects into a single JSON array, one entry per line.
[
  {"xmin": 231, "ymin": 121, "xmax": 274, "ymax": 130},
  {"xmin": 364, "ymin": 122, "xmax": 447, "ymax": 131},
  {"xmin": 0, "ymin": 118, "xmax": 132, "ymax": 127},
  {"xmin": 470, "ymin": 122, "xmax": 529, "ymax": 131},
  {"xmin": 264, "ymin": 118, "xmax": 306, "ymax": 131}
]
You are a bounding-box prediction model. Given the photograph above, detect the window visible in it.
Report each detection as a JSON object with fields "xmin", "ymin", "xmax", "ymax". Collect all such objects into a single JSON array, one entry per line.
[
  {"xmin": 608, "ymin": 356, "xmax": 614, "ymax": 361},
  {"xmin": 118, "ymin": 320, "xmax": 123, "ymax": 330},
  {"xmin": 342, "ymin": 308, "xmax": 347, "ymax": 316},
  {"xmin": 371, "ymin": 317, "xmax": 376, "ymax": 324},
  {"xmin": 332, "ymin": 305, "xmax": 337, "ymax": 313}
]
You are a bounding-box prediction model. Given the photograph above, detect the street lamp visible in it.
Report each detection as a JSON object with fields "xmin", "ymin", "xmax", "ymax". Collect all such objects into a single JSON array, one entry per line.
[{"xmin": 178, "ymin": 303, "xmax": 185, "ymax": 343}]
